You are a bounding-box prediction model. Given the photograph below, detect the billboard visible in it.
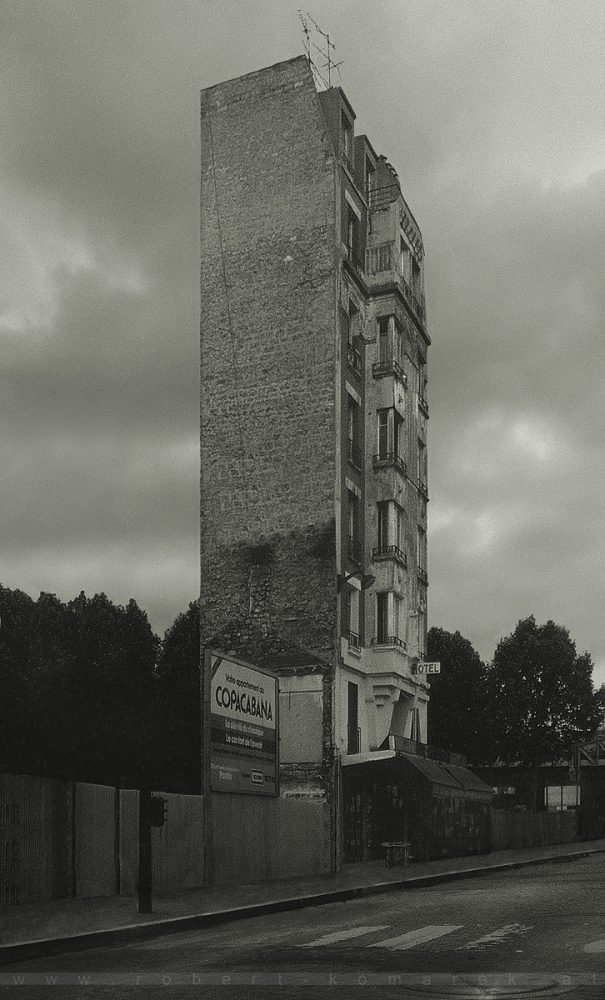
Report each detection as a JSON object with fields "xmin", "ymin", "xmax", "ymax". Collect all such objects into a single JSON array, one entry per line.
[{"xmin": 209, "ymin": 651, "xmax": 278, "ymax": 796}]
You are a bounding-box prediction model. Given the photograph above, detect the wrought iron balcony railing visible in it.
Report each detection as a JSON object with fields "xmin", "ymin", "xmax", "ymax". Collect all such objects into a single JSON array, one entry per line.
[
  {"xmin": 417, "ymin": 479, "xmax": 429, "ymax": 501},
  {"xmin": 418, "ymin": 393, "xmax": 429, "ymax": 417},
  {"xmin": 417, "ymin": 566, "xmax": 428, "ymax": 586},
  {"xmin": 373, "ymin": 452, "xmax": 407, "ymax": 476},
  {"xmin": 372, "ymin": 359, "xmax": 407, "ymax": 384},
  {"xmin": 348, "ymin": 630, "xmax": 361, "ymax": 651},
  {"xmin": 372, "ymin": 544, "xmax": 407, "ymax": 567},
  {"xmin": 371, "ymin": 634, "xmax": 407, "ymax": 650}
]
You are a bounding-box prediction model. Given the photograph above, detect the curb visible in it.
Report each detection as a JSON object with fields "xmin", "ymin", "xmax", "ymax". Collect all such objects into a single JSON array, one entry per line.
[{"xmin": 2, "ymin": 845, "xmax": 604, "ymax": 966}]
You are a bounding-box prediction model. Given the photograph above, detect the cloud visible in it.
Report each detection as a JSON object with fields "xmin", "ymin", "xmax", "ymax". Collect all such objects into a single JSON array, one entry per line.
[{"xmin": 1, "ymin": 0, "xmax": 604, "ymax": 683}]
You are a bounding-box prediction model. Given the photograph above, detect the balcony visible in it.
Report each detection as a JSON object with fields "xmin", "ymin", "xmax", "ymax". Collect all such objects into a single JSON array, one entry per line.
[
  {"xmin": 372, "ymin": 359, "xmax": 407, "ymax": 385},
  {"xmin": 372, "ymin": 544, "xmax": 407, "ymax": 567},
  {"xmin": 371, "ymin": 634, "xmax": 407, "ymax": 650},
  {"xmin": 365, "ymin": 241, "xmax": 425, "ymax": 326},
  {"xmin": 418, "ymin": 393, "xmax": 429, "ymax": 418},
  {"xmin": 417, "ymin": 479, "xmax": 429, "ymax": 501},
  {"xmin": 417, "ymin": 566, "xmax": 428, "ymax": 587},
  {"xmin": 347, "ymin": 344, "xmax": 362, "ymax": 377},
  {"xmin": 347, "ymin": 439, "xmax": 362, "ymax": 470},
  {"xmin": 347, "ymin": 535, "xmax": 361, "ymax": 563},
  {"xmin": 348, "ymin": 630, "xmax": 361, "ymax": 652},
  {"xmin": 373, "ymin": 452, "xmax": 407, "ymax": 477}
]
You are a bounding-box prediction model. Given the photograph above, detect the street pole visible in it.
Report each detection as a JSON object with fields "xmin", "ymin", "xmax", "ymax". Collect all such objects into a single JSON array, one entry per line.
[
  {"xmin": 201, "ymin": 647, "xmax": 214, "ymax": 884},
  {"xmin": 137, "ymin": 787, "xmax": 152, "ymax": 913}
]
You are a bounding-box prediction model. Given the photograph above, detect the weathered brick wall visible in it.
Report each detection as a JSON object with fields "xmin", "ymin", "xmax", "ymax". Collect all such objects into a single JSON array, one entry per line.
[{"xmin": 200, "ymin": 58, "xmax": 339, "ymax": 799}]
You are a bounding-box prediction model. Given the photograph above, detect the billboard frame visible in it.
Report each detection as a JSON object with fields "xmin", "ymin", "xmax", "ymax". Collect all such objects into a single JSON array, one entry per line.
[{"xmin": 208, "ymin": 649, "xmax": 279, "ymax": 798}]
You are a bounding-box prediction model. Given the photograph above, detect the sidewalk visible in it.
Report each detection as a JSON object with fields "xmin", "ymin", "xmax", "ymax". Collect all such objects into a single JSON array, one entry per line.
[{"xmin": 2, "ymin": 838, "xmax": 605, "ymax": 965}]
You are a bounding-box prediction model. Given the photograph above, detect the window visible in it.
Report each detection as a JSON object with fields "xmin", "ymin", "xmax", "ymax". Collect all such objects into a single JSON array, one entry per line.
[
  {"xmin": 399, "ymin": 236, "xmax": 411, "ymax": 283},
  {"xmin": 376, "ymin": 408, "xmax": 404, "ymax": 463},
  {"xmin": 396, "ymin": 504, "xmax": 405, "ymax": 551},
  {"xmin": 417, "ymin": 526, "xmax": 427, "ymax": 572},
  {"xmin": 374, "ymin": 317, "xmax": 405, "ymax": 382},
  {"xmin": 417, "ymin": 607, "xmax": 426, "ymax": 658},
  {"xmin": 411, "ymin": 255, "xmax": 421, "ymax": 293},
  {"xmin": 378, "ymin": 318, "xmax": 390, "ymax": 364},
  {"xmin": 341, "ymin": 113, "xmax": 354, "ymax": 168},
  {"xmin": 347, "ymin": 489, "xmax": 359, "ymax": 561},
  {"xmin": 344, "ymin": 586, "xmax": 360, "ymax": 648},
  {"xmin": 347, "ymin": 207, "xmax": 358, "ymax": 261},
  {"xmin": 418, "ymin": 438, "xmax": 427, "ymax": 485},
  {"xmin": 375, "ymin": 592, "xmax": 405, "ymax": 647},
  {"xmin": 347, "ymin": 395, "xmax": 361, "ymax": 468},
  {"xmin": 375, "ymin": 501, "xmax": 406, "ymax": 561},
  {"xmin": 376, "ymin": 593, "xmax": 389, "ymax": 644},
  {"xmin": 377, "ymin": 409, "xmax": 390, "ymax": 459},
  {"xmin": 377, "ymin": 501, "xmax": 389, "ymax": 552},
  {"xmin": 365, "ymin": 157, "xmax": 375, "ymax": 200},
  {"xmin": 349, "ymin": 300, "xmax": 360, "ymax": 342},
  {"xmin": 347, "ymin": 681, "xmax": 359, "ymax": 753},
  {"xmin": 545, "ymin": 785, "xmax": 580, "ymax": 811}
]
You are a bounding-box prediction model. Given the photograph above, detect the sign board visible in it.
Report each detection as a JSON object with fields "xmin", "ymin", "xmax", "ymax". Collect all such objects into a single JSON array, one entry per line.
[
  {"xmin": 210, "ymin": 651, "xmax": 278, "ymax": 796},
  {"xmin": 412, "ymin": 661, "xmax": 441, "ymax": 676}
]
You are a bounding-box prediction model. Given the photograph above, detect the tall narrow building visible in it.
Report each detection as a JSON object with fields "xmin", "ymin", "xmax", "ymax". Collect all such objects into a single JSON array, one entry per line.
[{"xmin": 201, "ymin": 56, "xmax": 442, "ymax": 871}]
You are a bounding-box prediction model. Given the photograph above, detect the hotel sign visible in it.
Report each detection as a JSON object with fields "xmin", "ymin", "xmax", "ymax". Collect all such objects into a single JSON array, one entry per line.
[
  {"xmin": 210, "ymin": 652, "xmax": 278, "ymax": 796},
  {"xmin": 412, "ymin": 661, "xmax": 441, "ymax": 676}
]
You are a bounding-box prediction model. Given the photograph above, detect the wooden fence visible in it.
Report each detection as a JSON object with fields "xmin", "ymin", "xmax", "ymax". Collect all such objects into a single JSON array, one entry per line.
[
  {"xmin": 0, "ymin": 773, "xmax": 331, "ymax": 905},
  {"xmin": 491, "ymin": 808, "xmax": 578, "ymax": 851}
]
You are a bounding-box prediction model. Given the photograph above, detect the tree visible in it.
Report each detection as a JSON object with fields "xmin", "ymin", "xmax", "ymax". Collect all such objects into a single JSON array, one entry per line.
[
  {"xmin": 426, "ymin": 627, "xmax": 491, "ymax": 763},
  {"xmin": 156, "ymin": 600, "xmax": 200, "ymax": 792},
  {"xmin": 0, "ymin": 585, "xmax": 159, "ymax": 785},
  {"xmin": 0, "ymin": 585, "xmax": 36, "ymax": 773},
  {"xmin": 490, "ymin": 616, "xmax": 604, "ymax": 805}
]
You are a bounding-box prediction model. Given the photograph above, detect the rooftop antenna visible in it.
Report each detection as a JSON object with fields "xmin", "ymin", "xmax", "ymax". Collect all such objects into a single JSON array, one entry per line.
[{"xmin": 299, "ymin": 10, "xmax": 343, "ymax": 90}]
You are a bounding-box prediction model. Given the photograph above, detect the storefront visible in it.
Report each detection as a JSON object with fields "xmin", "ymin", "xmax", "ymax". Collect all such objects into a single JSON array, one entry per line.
[{"xmin": 342, "ymin": 751, "xmax": 493, "ymax": 863}]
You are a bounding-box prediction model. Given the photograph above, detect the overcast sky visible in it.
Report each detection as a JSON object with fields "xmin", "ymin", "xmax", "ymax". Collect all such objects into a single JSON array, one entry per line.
[{"xmin": 2, "ymin": 0, "xmax": 604, "ymax": 680}]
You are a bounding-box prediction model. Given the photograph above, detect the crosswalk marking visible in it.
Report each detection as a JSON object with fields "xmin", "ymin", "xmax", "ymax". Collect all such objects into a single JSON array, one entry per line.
[
  {"xmin": 299, "ymin": 926, "xmax": 389, "ymax": 948},
  {"xmin": 460, "ymin": 924, "xmax": 533, "ymax": 950},
  {"xmin": 369, "ymin": 925, "xmax": 463, "ymax": 951}
]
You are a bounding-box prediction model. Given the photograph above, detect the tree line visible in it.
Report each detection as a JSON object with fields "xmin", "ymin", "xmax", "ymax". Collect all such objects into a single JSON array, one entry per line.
[
  {"xmin": 428, "ymin": 617, "xmax": 604, "ymax": 771},
  {"xmin": 0, "ymin": 586, "xmax": 200, "ymax": 791},
  {"xmin": 1, "ymin": 583, "xmax": 602, "ymax": 791}
]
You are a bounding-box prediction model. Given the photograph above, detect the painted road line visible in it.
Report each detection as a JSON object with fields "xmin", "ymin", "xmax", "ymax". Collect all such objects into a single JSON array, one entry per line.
[
  {"xmin": 299, "ymin": 926, "xmax": 389, "ymax": 948},
  {"xmin": 370, "ymin": 925, "xmax": 463, "ymax": 951},
  {"xmin": 460, "ymin": 924, "xmax": 533, "ymax": 950}
]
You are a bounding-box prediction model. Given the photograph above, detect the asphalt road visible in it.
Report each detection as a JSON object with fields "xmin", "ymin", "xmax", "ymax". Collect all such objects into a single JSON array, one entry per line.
[{"xmin": 4, "ymin": 854, "xmax": 605, "ymax": 998}]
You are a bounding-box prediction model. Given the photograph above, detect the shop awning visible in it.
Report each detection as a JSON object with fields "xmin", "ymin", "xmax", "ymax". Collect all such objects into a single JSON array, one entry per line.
[{"xmin": 343, "ymin": 750, "xmax": 494, "ymax": 797}]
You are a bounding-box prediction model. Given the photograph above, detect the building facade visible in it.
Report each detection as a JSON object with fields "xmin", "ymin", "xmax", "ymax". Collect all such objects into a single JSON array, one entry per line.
[{"xmin": 201, "ymin": 55, "xmax": 460, "ymax": 871}]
